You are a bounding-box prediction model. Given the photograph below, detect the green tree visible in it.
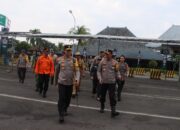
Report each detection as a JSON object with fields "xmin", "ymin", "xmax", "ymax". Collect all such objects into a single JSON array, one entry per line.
[
  {"xmin": 26, "ymin": 29, "xmax": 42, "ymax": 48},
  {"xmin": 68, "ymin": 25, "xmax": 90, "ymax": 51},
  {"xmin": 58, "ymin": 42, "xmax": 64, "ymax": 51},
  {"xmin": 15, "ymin": 41, "xmax": 31, "ymax": 52},
  {"xmin": 175, "ymin": 55, "xmax": 180, "ymax": 62},
  {"xmin": 38, "ymin": 39, "xmax": 58, "ymax": 52}
]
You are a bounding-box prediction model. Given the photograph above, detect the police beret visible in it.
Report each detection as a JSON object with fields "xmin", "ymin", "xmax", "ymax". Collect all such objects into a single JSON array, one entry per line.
[
  {"xmin": 75, "ymin": 51, "xmax": 81, "ymax": 55},
  {"xmin": 105, "ymin": 49, "xmax": 113, "ymax": 54},
  {"xmin": 64, "ymin": 45, "xmax": 72, "ymax": 51}
]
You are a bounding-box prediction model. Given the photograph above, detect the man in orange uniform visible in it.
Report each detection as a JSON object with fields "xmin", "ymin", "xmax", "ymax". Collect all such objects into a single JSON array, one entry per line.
[{"xmin": 35, "ymin": 48, "xmax": 54, "ymax": 98}]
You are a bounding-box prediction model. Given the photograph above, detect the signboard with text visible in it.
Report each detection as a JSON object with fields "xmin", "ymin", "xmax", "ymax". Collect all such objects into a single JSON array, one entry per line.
[{"xmin": 0, "ymin": 14, "xmax": 10, "ymax": 28}]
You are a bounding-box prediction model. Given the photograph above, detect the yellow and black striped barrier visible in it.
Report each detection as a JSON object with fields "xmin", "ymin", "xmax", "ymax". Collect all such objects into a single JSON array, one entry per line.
[
  {"xmin": 165, "ymin": 71, "xmax": 175, "ymax": 78},
  {"xmin": 150, "ymin": 69, "xmax": 161, "ymax": 80},
  {"xmin": 128, "ymin": 68, "xmax": 135, "ymax": 77},
  {"xmin": 135, "ymin": 68, "xmax": 145, "ymax": 75}
]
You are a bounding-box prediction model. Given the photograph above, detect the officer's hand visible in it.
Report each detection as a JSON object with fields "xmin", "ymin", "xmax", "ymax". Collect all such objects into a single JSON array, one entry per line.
[
  {"xmin": 99, "ymin": 79, "xmax": 102, "ymax": 84},
  {"xmin": 118, "ymin": 76, "xmax": 122, "ymax": 80},
  {"xmin": 75, "ymin": 80, "xmax": 80, "ymax": 87},
  {"xmin": 90, "ymin": 76, "xmax": 93, "ymax": 80}
]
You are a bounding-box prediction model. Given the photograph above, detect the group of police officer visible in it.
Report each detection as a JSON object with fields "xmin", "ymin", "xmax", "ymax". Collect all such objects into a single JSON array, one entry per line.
[{"xmin": 17, "ymin": 45, "xmax": 129, "ymax": 124}]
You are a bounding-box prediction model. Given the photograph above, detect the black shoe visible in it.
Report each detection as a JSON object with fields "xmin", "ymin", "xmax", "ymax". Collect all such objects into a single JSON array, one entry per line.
[
  {"xmin": 59, "ymin": 116, "xmax": 64, "ymax": 123},
  {"xmin": 118, "ymin": 97, "xmax": 121, "ymax": 102},
  {"xmin": 111, "ymin": 106, "xmax": 119, "ymax": 118},
  {"xmin": 72, "ymin": 94, "xmax": 76, "ymax": 98},
  {"xmin": 100, "ymin": 104, "xmax": 104, "ymax": 113},
  {"xmin": 21, "ymin": 80, "xmax": 24, "ymax": 84},
  {"xmin": 39, "ymin": 90, "xmax": 42, "ymax": 95},
  {"xmin": 111, "ymin": 112, "xmax": 120, "ymax": 118},
  {"xmin": 43, "ymin": 93, "xmax": 46, "ymax": 98}
]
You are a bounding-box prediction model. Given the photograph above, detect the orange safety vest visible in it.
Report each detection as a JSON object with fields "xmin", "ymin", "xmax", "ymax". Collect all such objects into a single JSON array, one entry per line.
[{"xmin": 35, "ymin": 55, "xmax": 54, "ymax": 75}]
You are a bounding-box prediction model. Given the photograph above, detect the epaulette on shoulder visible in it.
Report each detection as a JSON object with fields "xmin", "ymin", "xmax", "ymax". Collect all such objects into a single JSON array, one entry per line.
[
  {"xmin": 72, "ymin": 57, "xmax": 76, "ymax": 63},
  {"xmin": 57, "ymin": 56, "xmax": 64, "ymax": 64},
  {"xmin": 112, "ymin": 59, "xmax": 117, "ymax": 64}
]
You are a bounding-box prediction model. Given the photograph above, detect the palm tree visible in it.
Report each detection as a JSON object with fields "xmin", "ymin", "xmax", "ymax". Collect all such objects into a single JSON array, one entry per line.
[
  {"xmin": 68, "ymin": 25, "xmax": 90, "ymax": 51},
  {"xmin": 26, "ymin": 29, "xmax": 42, "ymax": 49},
  {"xmin": 58, "ymin": 42, "xmax": 64, "ymax": 51}
]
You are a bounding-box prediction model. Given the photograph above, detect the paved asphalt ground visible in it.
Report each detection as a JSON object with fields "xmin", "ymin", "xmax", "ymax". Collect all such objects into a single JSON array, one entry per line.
[{"xmin": 0, "ymin": 66, "xmax": 180, "ymax": 130}]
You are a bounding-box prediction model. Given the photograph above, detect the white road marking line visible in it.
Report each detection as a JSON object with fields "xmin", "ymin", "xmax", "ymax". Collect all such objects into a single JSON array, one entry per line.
[
  {"xmin": 83, "ymin": 89, "xmax": 180, "ymax": 101},
  {"xmin": 1, "ymin": 79, "xmax": 180, "ymax": 101},
  {"xmin": 123, "ymin": 92, "xmax": 180, "ymax": 101},
  {"xmin": 1, "ymin": 76, "xmax": 179, "ymax": 91},
  {"xmin": 0, "ymin": 93, "xmax": 180, "ymax": 121},
  {"xmin": 0, "ymin": 77, "xmax": 17, "ymax": 82},
  {"xmin": 128, "ymin": 85, "xmax": 179, "ymax": 91}
]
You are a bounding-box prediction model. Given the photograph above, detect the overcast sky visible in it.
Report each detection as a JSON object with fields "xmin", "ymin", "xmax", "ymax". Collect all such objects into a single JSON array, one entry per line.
[{"xmin": 0, "ymin": 0, "xmax": 180, "ymax": 40}]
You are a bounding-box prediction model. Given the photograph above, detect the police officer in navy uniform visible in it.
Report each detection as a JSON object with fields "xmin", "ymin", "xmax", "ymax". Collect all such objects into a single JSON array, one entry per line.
[
  {"xmin": 97, "ymin": 49, "xmax": 121, "ymax": 118},
  {"xmin": 90, "ymin": 57, "xmax": 102, "ymax": 100}
]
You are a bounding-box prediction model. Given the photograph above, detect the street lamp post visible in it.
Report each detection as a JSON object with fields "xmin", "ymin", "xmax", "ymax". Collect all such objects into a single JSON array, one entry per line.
[
  {"xmin": 69, "ymin": 10, "xmax": 76, "ymax": 29},
  {"xmin": 69, "ymin": 10, "xmax": 76, "ymax": 55},
  {"xmin": 137, "ymin": 50, "xmax": 141, "ymax": 67}
]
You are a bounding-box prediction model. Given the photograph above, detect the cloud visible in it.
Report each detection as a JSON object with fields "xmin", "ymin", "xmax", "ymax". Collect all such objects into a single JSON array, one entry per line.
[{"xmin": 0, "ymin": 0, "xmax": 180, "ymax": 41}]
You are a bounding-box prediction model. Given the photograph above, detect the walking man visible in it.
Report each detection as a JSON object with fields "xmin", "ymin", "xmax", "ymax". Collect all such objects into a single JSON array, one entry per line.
[
  {"xmin": 90, "ymin": 57, "xmax": 102, "ymax": 100},
  {"xmin": 55, "ymin": 45, "xmax": 80, "ymax": 123},
  {"xmin": 35, "ymin": 48, "xmax": 54, "ymax": 98},
  {"xmin": 32, "ymin": 50, "xmax": 43, "ymax": 92},
  {"xmin": 117, "ymin": 55, "xmax": 129, "ymax": 101},
  {"xmin": 90, "ymin": 51, "xmax": 105, "ymax": 71},
  {"xmin": 17, "ymin": 49, "xmax": 29, "ymax": 84},
  {"xmin": 72, "ymin": 51, "xmax": 85, "ymax": 98},
  {"xmin": 97, "ymin": 49, "xmax": 121, "ymax": 118},
  {"xmin": 49, "ymin": 49, "xmax": 58, "ymax": 85}
]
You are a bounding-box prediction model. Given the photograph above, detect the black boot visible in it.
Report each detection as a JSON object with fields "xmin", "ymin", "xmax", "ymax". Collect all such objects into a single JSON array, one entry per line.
[
  {"xmin": 59, "ymin": 115, "xmax": 64, "ymax": 123},
  {"xmin": 118, "ymin": 94, "xmax": 121, "ymax": 101},
  {"xmin": 72, "ymin": 94, "xmax": 76, "ymax": 98},
  {"xmin": 42, "ymin": 92, "xmax": 46, "ymax": 98},
  {"xmin": 100, "ymin": 103, "xmax": 104, "ymax": 113},
  {"xmin": 19, "ymin": 79, "xmax": 21, "ymax": 83},
  {"xmin": 39, "ymin": 89, "xmax": 42, "ymax": 95},
  {"xmin": 22, "ymin": 79, "xmax": 24, "ymax": 84},
  {"xmin": 111, "ymin": 106, "xmax": 119, "ymax": 118},
  {"xmin": 64, "ymin": 108, "xmax": 68, "ymax": 116}
]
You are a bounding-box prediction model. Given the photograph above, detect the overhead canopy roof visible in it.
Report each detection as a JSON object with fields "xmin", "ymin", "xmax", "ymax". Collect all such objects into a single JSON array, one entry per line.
[{"xmin": 1, "ymin": 32, "xmax": 180, "ymax": 44}]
